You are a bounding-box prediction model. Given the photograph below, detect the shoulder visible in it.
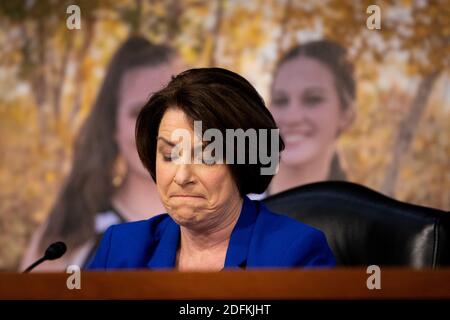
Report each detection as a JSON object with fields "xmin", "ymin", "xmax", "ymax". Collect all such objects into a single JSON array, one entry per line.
[
  {"xmin": 87, "ymin": 213, "xmax": 172, "ymax": 269},
  {"xmin": 251, "ymin": 202, "xmax": 336, "ymax": 267}
]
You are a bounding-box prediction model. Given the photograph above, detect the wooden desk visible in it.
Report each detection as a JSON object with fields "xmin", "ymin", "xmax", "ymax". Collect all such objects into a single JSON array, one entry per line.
[{"xmin": 1, "ymin": 268, "xmax": 449, "ymax": 300}]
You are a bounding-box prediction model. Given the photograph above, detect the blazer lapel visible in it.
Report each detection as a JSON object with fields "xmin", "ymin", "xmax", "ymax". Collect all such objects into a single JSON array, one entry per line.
[
  {"xmin": 224, "ymin": 196, "xmax": 259, "ymax": 269},
  {"xmin": 146, "ymin": 218, "xmax": 180, "ymax": 269}
]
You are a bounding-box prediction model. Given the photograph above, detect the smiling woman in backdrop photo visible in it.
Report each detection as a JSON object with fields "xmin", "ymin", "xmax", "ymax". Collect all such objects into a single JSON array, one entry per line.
[{"xmin": 266, "ymin": 40, "xmax": 356, "ymax": 196}]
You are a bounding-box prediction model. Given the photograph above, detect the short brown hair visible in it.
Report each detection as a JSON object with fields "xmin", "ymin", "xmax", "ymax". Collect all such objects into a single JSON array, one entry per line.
[{"xmin": 136, "ymin": 67, "xmax": 284, "ymax": 196}]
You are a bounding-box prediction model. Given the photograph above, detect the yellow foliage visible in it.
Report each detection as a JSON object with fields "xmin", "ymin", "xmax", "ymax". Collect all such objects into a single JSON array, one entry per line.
[{"xmin": 0, "ymin": 0, "xmax": 448, "ymax": 272}]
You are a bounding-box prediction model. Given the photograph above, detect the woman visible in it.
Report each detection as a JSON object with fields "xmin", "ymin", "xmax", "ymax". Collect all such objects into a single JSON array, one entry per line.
[
  {"xmin": 267, "ymin": 40, "xmax": 356, "ymax": 196},
  {"xmin": 20, "ymin": 36, "xmax": 181, "ymax": 271},
  {"xmin": 88, "ymin": 67, "xmax": 335, "ymax": 270}
]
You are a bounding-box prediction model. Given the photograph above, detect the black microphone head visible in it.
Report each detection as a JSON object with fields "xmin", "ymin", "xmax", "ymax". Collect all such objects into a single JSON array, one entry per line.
[{"xmin": 44, "ymin": 241, "xmax": 67, "ymax": 260}]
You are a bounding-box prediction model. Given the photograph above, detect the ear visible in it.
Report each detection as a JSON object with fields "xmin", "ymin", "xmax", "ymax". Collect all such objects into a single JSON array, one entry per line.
[{"xmin": 338, "ymin": 103, "xmax": 356, "ymax": 133}]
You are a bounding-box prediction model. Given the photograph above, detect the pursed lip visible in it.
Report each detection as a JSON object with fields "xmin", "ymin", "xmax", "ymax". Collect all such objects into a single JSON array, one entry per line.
[{"xmin": 170, "ymin": 194, "xmax": 205, "ymax": 198}]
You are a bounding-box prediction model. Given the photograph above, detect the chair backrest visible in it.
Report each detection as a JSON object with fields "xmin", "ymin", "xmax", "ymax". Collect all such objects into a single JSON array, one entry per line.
[{"xmin": 263, "ymin": 181, "xmax": 450, "ymax": 268}]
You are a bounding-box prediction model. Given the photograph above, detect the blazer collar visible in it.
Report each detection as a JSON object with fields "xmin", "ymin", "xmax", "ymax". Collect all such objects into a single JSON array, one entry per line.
[
  {"xmin": 224, "ymin": 196, "xmax": 259, "ymax": 269},
  {"xmin": 146, "ymin": 196, "xmax": 259, "ymax": 269},
  {"xmin": 146, "ymin": 217, "xmax": 180, "ymax": 269}
]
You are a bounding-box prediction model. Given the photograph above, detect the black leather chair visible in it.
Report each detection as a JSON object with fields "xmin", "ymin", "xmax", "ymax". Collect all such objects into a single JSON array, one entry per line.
[{"xmin": 263, "ymin": 181, "xmax": 450, "ymax": 268}]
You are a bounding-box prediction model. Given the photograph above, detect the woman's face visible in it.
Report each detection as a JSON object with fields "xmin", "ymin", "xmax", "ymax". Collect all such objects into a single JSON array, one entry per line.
[
  {"xmin": 156, "ymin": 108, "xmax": 242, "ymax": 229},
  {"xmin": 270, "ymin": 56, "xmax": 353, "ymax": 168},
  {"xmin": 116, "ymin": 63, "xmax": 177, "ymax": 178}
]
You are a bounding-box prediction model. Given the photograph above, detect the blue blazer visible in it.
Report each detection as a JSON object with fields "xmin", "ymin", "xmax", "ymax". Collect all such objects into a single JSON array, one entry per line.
[{"xmin": 88, "ymin": 196, "xmax": 336, "ymax": 270}]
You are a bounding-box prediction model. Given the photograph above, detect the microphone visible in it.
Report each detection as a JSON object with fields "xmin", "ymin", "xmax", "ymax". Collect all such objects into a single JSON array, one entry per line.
[{"xmin": 23, "ymin": 241, "xmax": 67, "ymax": 273}]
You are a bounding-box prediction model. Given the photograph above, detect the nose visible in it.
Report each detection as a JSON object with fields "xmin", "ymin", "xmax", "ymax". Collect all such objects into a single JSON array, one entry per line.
[
  {"xmin": 173, "ymin": 164, "xmax": 195, "ymax": 186},
  {"xmin": 276, "ymin": 105, "xmax": 306, "ymax": 127}
]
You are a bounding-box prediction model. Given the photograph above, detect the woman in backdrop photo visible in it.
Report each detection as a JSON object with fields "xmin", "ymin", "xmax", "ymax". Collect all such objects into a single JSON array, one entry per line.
[
  {"xmin": 266, "ymin": 40, "xmax": 356, "ymax": 197},
  {"xmin": 88, "ymin": 67, "xmax": 335, "ymax": 271},
  {"xmin": 20, "ymin": 36, "xmax": 182, "ymax": 271}
]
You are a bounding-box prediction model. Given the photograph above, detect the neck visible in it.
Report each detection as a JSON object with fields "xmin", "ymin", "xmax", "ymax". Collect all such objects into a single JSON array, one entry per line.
[
  {"xmin": 270, "ymin": 148, "xmax": 334, "ymax": 195},
  {"xmin": 112, "ymin": 171, "xmax": 164, "ymax": 221}
]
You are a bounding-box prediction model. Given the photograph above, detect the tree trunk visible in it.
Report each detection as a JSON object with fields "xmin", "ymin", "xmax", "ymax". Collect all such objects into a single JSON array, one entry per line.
[
  {"xmin": 52, "ymin": 34, "xmax": 74, "ymax": 122},
  {"xmin": 381, "ymin": 70, "xmax": 441, "ymax": 196},
  {"xmin": 274, "ymin": 0, "xmax": 292, "ymax": 62},
  {"xmin": 69, "ymin": 16, "xmax": 95, "ymax": 131},
  {"xmin": 24, "ymin": 19, "xmax": 49, "ymax": 145},
  {"xmin": 164, "ymin": 0, "xmax": 182, "ymax": 43},
  {"xmin": 208, "ymin": 0, "xmax": 224, "ymax": 67},
  {"xmin": 129, "ymin": 0, "xmax": 143, "ymax": 35}
]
